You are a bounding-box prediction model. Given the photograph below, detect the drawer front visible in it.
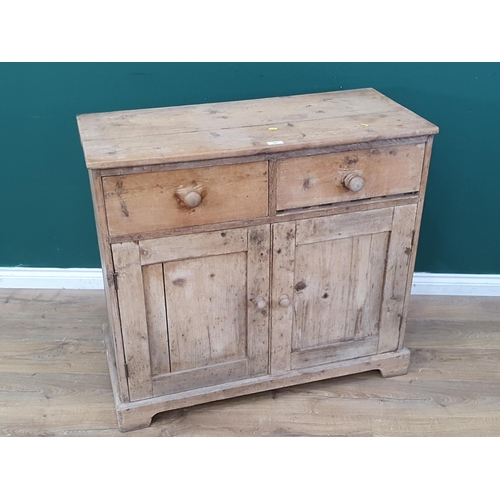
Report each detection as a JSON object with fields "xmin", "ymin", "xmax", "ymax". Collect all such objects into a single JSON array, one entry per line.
[
  {"xmin": 276, "ymin": 143, "xmax": 425, "ymax": 211},
  {"xmin": 103, "ymin": 161, "xmax": 268, "ymax": 237}
]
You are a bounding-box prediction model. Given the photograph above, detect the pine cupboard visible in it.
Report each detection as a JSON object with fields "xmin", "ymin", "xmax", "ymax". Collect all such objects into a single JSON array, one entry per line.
[{"xmin": 77, "ymin": 89, "xmax": 438, "ymax": 432}]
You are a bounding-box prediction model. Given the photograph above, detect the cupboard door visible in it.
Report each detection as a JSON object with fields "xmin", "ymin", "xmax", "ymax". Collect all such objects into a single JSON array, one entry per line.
[
  {"xmin": 271, "ymin": 205, "xmax": 417, "ymax": 373},
  {"xmin": 112, "ymin": 225, "xmax": 270, "ymax": 402}
]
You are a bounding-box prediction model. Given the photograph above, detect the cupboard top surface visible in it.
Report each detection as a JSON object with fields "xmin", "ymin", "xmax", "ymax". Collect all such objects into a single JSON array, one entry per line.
[{"xmin": 77, "ymin": 88, "xmax": 438, "ymax": 170}]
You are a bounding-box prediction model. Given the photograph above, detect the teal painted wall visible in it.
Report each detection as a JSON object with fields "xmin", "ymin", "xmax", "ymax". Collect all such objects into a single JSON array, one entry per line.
[{"xmin": 1, "ymin": 63, "xmax": 499, "ymax": 273}]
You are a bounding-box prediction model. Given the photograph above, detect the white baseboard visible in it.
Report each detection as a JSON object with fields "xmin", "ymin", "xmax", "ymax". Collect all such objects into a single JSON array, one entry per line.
[
  {"xmin": 0, "ymin": 268, "xmax": 500, "ymax": 296},
  {"xmin": 0, "ymin": 268, "xmax": 104, "ymax": 290},
  {"xmin": 410, "ymin": 273, "xmax": 500, "ymax": 296}
]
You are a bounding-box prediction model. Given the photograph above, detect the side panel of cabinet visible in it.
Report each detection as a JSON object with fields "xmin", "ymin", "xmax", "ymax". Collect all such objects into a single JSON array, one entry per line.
[
  {"xmin": 271, "ymin": 205, "xmax": 417, "ymax": 373},
  {"xmin": 112, "ymin": 226, "xmax": 270, "ymax": 402}
]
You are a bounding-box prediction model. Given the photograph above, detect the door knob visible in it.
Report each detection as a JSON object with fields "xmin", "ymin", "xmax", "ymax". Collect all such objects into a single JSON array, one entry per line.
[
  {"xmin": 255, "ymin": 296, "xmax": 267, "ymax": 309},
  {"xmin": 279, "ymin": 294, "xmax": 290, "ymax": 308}
]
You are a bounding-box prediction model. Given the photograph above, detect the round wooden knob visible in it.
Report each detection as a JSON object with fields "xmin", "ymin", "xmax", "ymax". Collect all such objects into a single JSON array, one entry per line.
[
  {"xmin": 255, "ymin": 297, "xmax": 267, "ymax": 309},
  {"xmin": 279, "ymin": 294, "xmax": 290, "ymax": 308},
  {"xmin": 343, "ymin": 173, "xmax": 364, "ymax": 192},
  {"xmin": 183, "ymin": 191, "xmax": 202, "ymax": 208}
]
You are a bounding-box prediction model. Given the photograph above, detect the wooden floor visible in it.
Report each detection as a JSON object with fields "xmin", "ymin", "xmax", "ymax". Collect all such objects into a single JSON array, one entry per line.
[{"xmin": 1, "ymin": 289, "xmax": 499, "ymax": 436}]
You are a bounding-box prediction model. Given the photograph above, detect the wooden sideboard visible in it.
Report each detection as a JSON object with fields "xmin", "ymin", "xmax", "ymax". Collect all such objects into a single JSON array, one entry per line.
[{"xmin": 77, "ymin": 88, "xmax": 438, "ymax": 431}]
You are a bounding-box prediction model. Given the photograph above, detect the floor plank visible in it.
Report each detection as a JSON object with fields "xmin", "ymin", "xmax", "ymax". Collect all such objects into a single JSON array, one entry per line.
[{"xmin": 1, "ymin": 289, "xmax": 499, "ymax": 436}]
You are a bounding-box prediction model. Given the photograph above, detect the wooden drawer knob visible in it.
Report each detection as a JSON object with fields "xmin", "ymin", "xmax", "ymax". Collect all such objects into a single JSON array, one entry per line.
[
  {"xmin": 183, "ymin": 191, "xmax": 202, "ymax": 208},
  {"xmin": 279, "ymin": 295, "xmax": 290, "ymax": 308},
  {"xmin": 343, "ymin": 173, "xmax": 364, "ymax": 192},
  {"xmin": 255, "ymin": 296, "xmax": 267, "ymax": 309}
]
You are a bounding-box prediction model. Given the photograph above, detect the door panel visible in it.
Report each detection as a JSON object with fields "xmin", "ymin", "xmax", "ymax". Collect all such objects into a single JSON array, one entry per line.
[
  {"xmin": 142, "ymin": 263, "xmax": 170, "ymax": 377},
  {"xmin": 295, "ymin": 207, "xmax": 393, "ymax": 244},
  {"xmin": 292, "ymin": 232, "xmax": 389, "ymax": 350},
  {"xmin": 164, "ymin": 252, "xmax": 247, "ymax": 372},
  {"xmin": 246, "ymin": 224, "xmax": 273, "ymax": 376},
  {"xmin": 112, "ymin": 241, "xmax": 153, "ymax": 401},
  {"xmin": 152, "ymin": 359, "xmax": 249, "ymax": 397},
  {"xmin": 112, "ymin": 225, "xmax": 270, "ymax": 402},
  {"xmin": 139, "ymin": 228, "xmax": 247, "ymax": 265},
  {"xmin": 291, "ymin": 337, "xmax": 379, "ymax": 370},
  {"xmin": 271, "ymin": 205, "xmax": 416, "ymax": 372},
  {"xmin": 377, "ymin": 204, "xmax": 418, "ymax": 352},
  {"xmin": 270, "ymin": 221, "xmax": 296, "ymax": 374}
]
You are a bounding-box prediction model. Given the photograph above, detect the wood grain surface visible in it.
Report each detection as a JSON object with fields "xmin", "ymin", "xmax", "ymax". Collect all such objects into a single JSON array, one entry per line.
[
  {"xmin": 102, "ymin": 161, "xmax": 268, "ymax": 237},
  {"xmin": 276, "ymin": 143, "xmax": 425, "ymax": 210},
  {"xmin": 77, "ymin": 89, "xmax": 439, "ymax": 169},
  {"xmin": 111, "ymin": 241, "xmax": 153, "ymax": 401},
  {"xmin": 163, "ymin": 252, "xmax": 248, "ymax": 372},
  {"xmin": 1, "ymin": 289, "xmax": 499, "ymax": 436}
]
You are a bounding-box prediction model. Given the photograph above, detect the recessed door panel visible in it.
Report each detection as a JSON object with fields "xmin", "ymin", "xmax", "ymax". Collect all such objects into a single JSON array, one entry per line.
[
  {"xmin": 164, "ymin": 252, "xmax": 247, "ymax": 372},
  {"xmin": 293, "ymin": 232, "xmax": 389, "ymax": 351}
]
